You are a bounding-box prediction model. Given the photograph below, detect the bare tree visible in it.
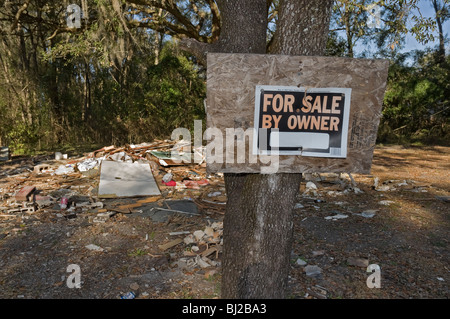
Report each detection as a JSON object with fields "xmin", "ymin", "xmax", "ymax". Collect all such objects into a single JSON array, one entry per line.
[{"xmin": 431, "ymin": 0, "xmax": 449, "ymax": 63}]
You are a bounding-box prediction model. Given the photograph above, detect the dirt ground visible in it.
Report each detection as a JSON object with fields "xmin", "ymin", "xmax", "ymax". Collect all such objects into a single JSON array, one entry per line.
[{"xmin": 0, "ymin": 145, "xmax": 448, "ymax": 299}]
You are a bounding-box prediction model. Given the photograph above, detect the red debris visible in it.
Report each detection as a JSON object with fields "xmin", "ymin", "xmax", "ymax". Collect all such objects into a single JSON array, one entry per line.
[{"xmin": 15, "ymin": 186, "xmax": 36, "ymax": 201}]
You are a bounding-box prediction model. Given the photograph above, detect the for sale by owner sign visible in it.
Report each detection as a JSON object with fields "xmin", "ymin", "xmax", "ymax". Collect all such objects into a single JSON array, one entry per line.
[
  {"xmin": 206, "ymin": 53, "xmax": 389, "ymax": 174},
  {"xmin": 253, "ymin": 86, "xmax": 351, "ymax": 158}
]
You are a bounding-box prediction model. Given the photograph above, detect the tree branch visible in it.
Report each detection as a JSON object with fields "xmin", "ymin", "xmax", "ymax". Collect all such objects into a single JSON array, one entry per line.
[
  {"xmin": 206, "ymin": 0, "xmax": 221, "ymax": 41},
  {"xmin": 178, "ymin": 38, "xmax": 211, "ymax": 66},
  {"xmin": 10, "ymin": 0, "xmax": 30, "ymax": 31}
]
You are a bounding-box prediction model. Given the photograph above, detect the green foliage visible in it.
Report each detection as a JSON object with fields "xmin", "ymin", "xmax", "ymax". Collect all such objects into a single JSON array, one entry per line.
[
  {"xmin": 378, "ymin": 50, "xmax": 450, "ymax": 145},
  {"xmin": 326, "ymin": 31, "xmax": 348, "ymax": 57},
  {"xmin": 328, "ymin": 0, "xmax": 372, "ymax": 57},
  {"xmin": 79, "ymin": 42, "xmax": 206, "ymax": 146},
  {"xmin": 1, "ymin": 33, "xmax": 205, "ymax": 153},
  {"xmin": 143, "ymin": 44, "xmax": 206, "ymax": 136},
  {"xmin": 6, "ymin": 122, "xmax": 40, "ymax": 155},
  {"xmin": 0, "ymin": 0, "xmax": 448, "ymax": 154}
]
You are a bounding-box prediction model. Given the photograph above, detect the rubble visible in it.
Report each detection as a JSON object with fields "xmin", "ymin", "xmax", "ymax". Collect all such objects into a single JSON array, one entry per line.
[
  {"xmin": 0, "ymin": 140, "xmax": 218, "ymax": 231},
  {"xmin": 85, "ymin": 244, "xmax": 105, "ymax": 252},
  {"xmin": 324, "ymin": 213, "xmax": 349, "ymax": 220},
  {"xmin": 54, "ymin": 164, "xmax": 75, "ymax": 175},
  {"xmin": 304, "ymin": 265, "xmax": 322, "ymax": 277},
  {"xmin": 347, "ymin": 257, "xmax": 370, "ymax": 268},
  {"xmin": 295, "ymin": 258, "xmax": 307, "ymax": 267},
  {"xmin": 15, "ymin": 186, "xmax": 36, "ymax": 201},
  {"xmin": 359, "ymin": 210, "xmax": 378, "ymax": 218},
  {"xmin": 158, "ymin": 238, "xmax": 183, "ymax": 251},
  {"xmin": 0, "ymin": 141, "xmax": 447, "ymax": 299},
  {"xmin": 156, "ymin": 221, "xmax": 225, "ymax": 271},
  {"xmin": 0, "ymin": 147, "xmax": 10, "ymax": 161}
]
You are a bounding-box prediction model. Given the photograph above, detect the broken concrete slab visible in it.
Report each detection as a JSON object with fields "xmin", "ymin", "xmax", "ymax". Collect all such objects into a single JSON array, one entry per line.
[
  {"xmin": 295, "ymin": 258, "xmax": 307, "ymax": 267},
  {"xmin": 184, "ymin": 234, "xmax": 196, "ymax": 245},
  {"xmin": 304, "ymin": 265, "xmax": 322, "ymax": 277},
  {"xmin": 98, "ymin": 161, "xmax": 161, "ymax": 198},
  {"xmin": 193, "ymin": 230, "xmax": 205, "ymax": 241},
  {"xmin": 7, "ymin": 206, "xmax": 35, "ymax": 214},
  {"xmin": 195, "ymin": 255, "xmax": 212, "ymax": 268},
  {"xmin": 93, "ymin": 211, "xmax": 115, "ymax": 223},
  {"xmin": 34, "ymin": 195, "xmax": 54, "ymax": 208}
]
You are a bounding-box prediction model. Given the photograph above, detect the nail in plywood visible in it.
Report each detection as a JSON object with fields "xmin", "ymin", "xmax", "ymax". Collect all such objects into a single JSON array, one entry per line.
[{"xmin": 98, "ymin": 161, "xmax": 161, "ymax": 198}]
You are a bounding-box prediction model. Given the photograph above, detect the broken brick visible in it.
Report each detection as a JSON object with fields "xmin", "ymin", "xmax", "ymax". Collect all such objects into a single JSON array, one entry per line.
[{"xmin": 15, "ymin": 186, "xmax": 36, "ymax": 201}]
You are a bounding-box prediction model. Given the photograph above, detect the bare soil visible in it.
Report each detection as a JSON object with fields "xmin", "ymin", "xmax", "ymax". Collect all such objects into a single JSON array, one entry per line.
[{"xmin": 0, "ymin": 145, "xmax": 448, "ymax": 299}]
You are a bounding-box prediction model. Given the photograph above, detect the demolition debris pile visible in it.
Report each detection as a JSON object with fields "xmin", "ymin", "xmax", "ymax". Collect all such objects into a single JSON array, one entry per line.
[
  {"xmin": 0, "ymin": 143, "xmax": 448, "ymax": 299},
  {"xmin": 0, "ymin": 140, "xmax": 227, "ymax": 223}
]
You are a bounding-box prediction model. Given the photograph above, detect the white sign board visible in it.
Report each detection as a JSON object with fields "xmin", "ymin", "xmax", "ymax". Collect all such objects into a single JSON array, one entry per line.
[{"xmin": 253, "ymin": 86, "xmax": 351, "ymax": 158}]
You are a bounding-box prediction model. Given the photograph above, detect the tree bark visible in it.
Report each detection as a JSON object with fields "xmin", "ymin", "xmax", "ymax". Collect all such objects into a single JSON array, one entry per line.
[
  {"xmin": 432, "ymin": 0, "xmax": 446, "ymax": 63},
  {"xmin": 180, "ymin": 0, "xmax": 334, "ymax": 299},
  {"xmin": 179, "ymin": 0, "xmax": 267, "ymax": 65},
  {"xmin": 272, "ymin": 0, "xmax": 334, "ymax": 56},
  {"xmin": 222, "ymin": 173, "xmax": 302, "ymax": 298}
]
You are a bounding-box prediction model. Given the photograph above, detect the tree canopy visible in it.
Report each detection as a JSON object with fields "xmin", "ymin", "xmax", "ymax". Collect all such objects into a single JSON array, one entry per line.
[{"xmin": 0, "ymin": 0, "xmax": 448, "ymax": 153}]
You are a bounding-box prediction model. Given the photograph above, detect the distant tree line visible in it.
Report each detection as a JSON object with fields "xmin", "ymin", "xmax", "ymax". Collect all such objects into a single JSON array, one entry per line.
[{"xmin": 0, "ymin": 0, "xmax": 448, "ymax": 154}]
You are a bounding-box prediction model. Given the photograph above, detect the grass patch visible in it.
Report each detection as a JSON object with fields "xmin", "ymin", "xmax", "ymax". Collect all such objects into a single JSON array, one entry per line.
[{"xmin": 128, "ymin": 248, "xmax": 147, "ymax": 257}]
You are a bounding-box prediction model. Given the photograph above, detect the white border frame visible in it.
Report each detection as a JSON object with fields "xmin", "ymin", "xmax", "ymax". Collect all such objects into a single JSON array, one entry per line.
[{"xmin": 253, "ymin": 85, "xmax": 352, "ymax": 158}]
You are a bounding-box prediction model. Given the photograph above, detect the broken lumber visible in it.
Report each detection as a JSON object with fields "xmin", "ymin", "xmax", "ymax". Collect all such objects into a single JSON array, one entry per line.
[{"xmin": 158, "ymin": 238, "xmax": 183, "ymax": 251}]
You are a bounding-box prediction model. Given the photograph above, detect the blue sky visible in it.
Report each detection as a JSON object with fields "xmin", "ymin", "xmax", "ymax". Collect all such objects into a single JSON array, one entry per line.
[
  {"xmin": 354, "ymin": 0, "xmax": 449, "ymax": 59},
  {"xmin": 403, "ymin": 1, "xmax": 450, "ymax": 53}
]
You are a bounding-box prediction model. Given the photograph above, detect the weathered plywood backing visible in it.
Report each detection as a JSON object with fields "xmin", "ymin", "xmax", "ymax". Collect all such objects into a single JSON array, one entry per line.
[{"xmin": 206, "ymin": 53, "xmax": 389, "ymax": 174}]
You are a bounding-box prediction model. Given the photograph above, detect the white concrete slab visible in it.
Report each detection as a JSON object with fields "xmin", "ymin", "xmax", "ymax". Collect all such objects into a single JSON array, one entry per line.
[{"xmin": 98, "ymin": 161, "xmax": 160, "ymax": 198}]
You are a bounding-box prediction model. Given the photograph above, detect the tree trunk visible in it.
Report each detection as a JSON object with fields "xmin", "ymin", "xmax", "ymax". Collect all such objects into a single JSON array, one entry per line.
[
  {"xmin": 222, "ymin": 173, "xmax": 302, "ymax": 298},
  {"xmin": 222, "ymin": 0, "xmax": 333, "ymax": 299},
  {"xmin": 199, "ymin": 0, "xmax": 297, "ymax": 299},
  {"xmin": 432, "ymin": 0, "xmax": 446, "ymax": 63},
  {"xmin": 181, "ymin": 0, "xmax": 334, "ymax": 299},
  {"xmin": 272, "ymin": 0, "xmax": 334, "ymax": 56},
  {"xmin": 154, "ymin": 8, "xmax": 165, "ymax": 65}
]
